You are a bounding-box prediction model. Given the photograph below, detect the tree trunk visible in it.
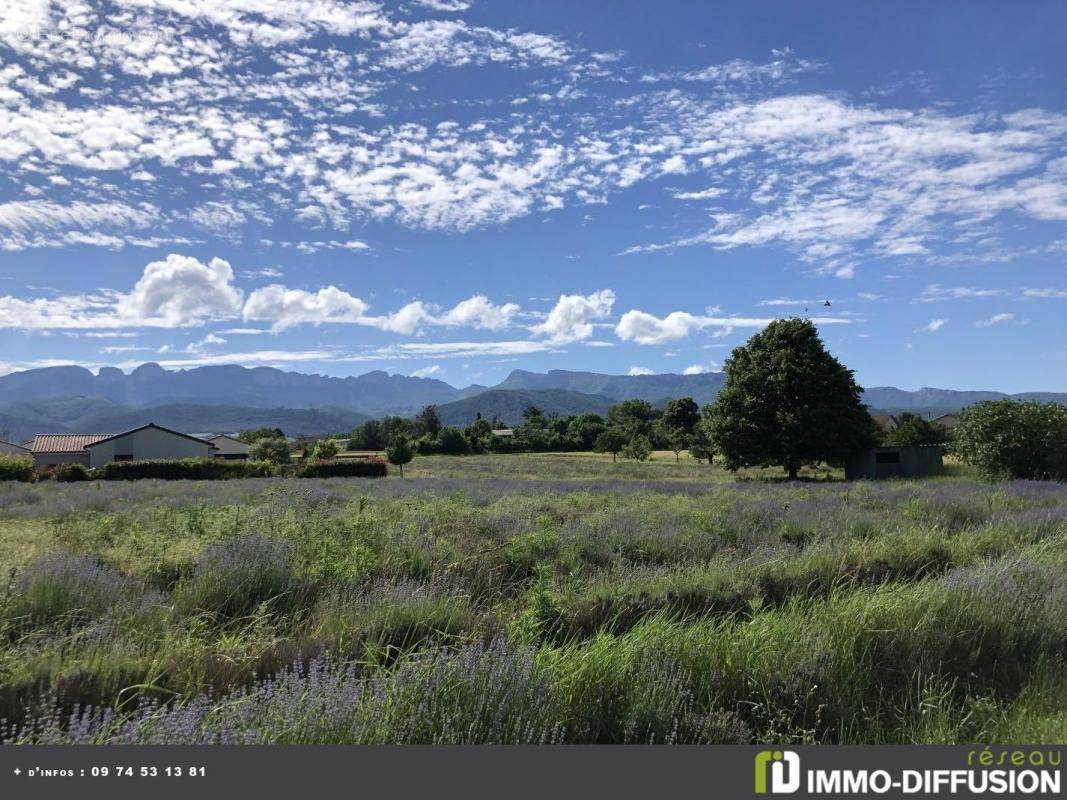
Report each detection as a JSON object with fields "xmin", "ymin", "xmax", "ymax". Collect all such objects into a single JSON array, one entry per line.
[
  {"xmin": 787, "ymin": 464, "xmax": 798, "ymax": 480},
  {"xmin": 399, "ymin": 463, "xmax": 404, "ymax": 478}
]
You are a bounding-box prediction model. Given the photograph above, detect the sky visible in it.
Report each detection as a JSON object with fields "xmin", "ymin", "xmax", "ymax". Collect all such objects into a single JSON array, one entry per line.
[{"xmin": 1, "ymin": 0, "xmax": 1066, "ymax": 392}]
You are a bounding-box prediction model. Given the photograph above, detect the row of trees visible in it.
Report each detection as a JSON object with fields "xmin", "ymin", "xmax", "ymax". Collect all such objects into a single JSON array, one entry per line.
[{"xmin": 240, "ymin": 319, "xmax": 1067, "ymax": 481}]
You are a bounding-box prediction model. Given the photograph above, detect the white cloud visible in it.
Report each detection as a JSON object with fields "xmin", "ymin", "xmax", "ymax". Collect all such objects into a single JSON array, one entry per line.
[
  {"xmin": 411, "ymin": 364, "xmax": 442, "ymax": 378},
  {"xmin": 628, "ymin": 366, "xmax": 654, "ymax": 376},
  {"xmin": 243, "ymin": 284, "xmax": 370, "ymax": 331},
  {"xmin": 531, "ymin": 290, "xmax": 615, "ymax": 344},
  {"xmin": 436, "ymin": 295, "xmax": 520, "ymax": 331},
  {"xmin": 682, "ymin": 364, "xmax": 707, "ymax": 375},
  {"xmin": 1023, "ymin": 288, "xmax": 1067, "ymax": 298},
  {"xmin": 919, "ymin": 284, "xmax": 1009, "ymax": 302},
  {"xmin": 672, "ymin": 187, "xmax": 726, "ymax": 201},
  {"xmin": 923, "ymin": 318, "xmax": 948, "ymax": 333},
  {"xmin": 973, "ymin": 313, "xmax": 1015, "ymax": 328},
  {"xmin": 412, "ymin": 0, "xmax": 472, "ymax": 11},
  {"xmin": 0, "ymin": 200, "xmax": 159, "ymax": 251},
  {"xmin": 616, "ymin": 308, "xmax": 851, "ymax": 345},
  {"xmin": 118, "ymin": 254, "xmax": 244, "ymax": 327}
]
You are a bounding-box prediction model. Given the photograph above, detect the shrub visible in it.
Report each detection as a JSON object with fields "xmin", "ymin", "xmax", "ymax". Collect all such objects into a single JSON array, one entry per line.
[
  {"xmin": 952, "ymin": 399, "xmax": 1067, "ymax": 480},
  {"xmin": 0, "ymin": 454, "xmax": 34, "ymax": 482},
  {"xmin": 95, "ymin": 458, "xmax": 275, "ymax": 481},
  {"xmin": 249, "ymin": 437, "xmax": 291, "ymax": 464},
  {"xmin": 297, "ymin": 458, "xmax": 387, "ymax": 479},
  {"xmin": 621, "ymin": 435, "xmax": 652, "ymax": 462},
  {"xmin": 52, "ymin": 463, "xmax": 91, "ymax": 482},
  {"xmin": 436, "ymin": 426, "xmax": 469, "ymax": 455},
  {"xmin": 309, "ymin": 439, "xmax": 340, "ymax": 460}
]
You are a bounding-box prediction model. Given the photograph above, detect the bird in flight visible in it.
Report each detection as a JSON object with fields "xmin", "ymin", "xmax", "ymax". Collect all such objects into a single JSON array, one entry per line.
[{"xmin": 824, "ymin": 300, "xmax": 832, "ymax": 307}]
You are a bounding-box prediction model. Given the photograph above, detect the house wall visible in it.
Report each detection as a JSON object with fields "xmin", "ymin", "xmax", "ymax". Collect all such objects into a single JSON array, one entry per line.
[
  {"xmin": 33, "ymin": 451, "xmax": 91, "ymax": 468},
  {"xmin": 210, "ymin": 437, "xmax": 250, "ymax": 458},
  {"xmin": 87, "ymin": 427, "xmax": 214, "ymax": 468},
  {"xmin": 0, "ymin": 441, "xmax": 30, "ymax": 457}
]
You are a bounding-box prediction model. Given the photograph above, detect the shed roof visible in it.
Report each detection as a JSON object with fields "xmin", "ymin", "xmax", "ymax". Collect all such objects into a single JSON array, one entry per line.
[
  {"xmin": 0, "ymin": 440, "xmax": 31, "ymax": 453},
  {"xmin": 28, "ymin": 434, "xmax": 112, "ymax": 453}
]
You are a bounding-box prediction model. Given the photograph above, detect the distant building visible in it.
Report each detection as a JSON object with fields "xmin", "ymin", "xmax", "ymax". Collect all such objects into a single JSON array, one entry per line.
[
  {"xmin": 28, "ymin": 423, "xmax": 217, "ymax": 468},
  {"xmin": 930, "ymin": 413, "xmax": 959, "ymax": 430},
  {"xmin": 869, "ymin": 413, "xmax": 899, "ymax": 433},
  {"xmin": 845, "ymin": 446, "xmax": 943, "ymax": 480},
  {"xmin": 491, "ymin": 428, "xmax": 515, "ymax": 438},
  {"xmin": 0, "ymin": 440, "xmax": 30, "ymax": 457},
  {"xmin": 206, "ymin": 434, "xmax": 251, "ymax": 460}
]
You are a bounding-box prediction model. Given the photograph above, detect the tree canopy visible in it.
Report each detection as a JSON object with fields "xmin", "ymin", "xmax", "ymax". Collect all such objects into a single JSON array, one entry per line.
[
  {"xmin": 883, "ymin": 413, "xmax": 948, "ymax": 448},
  {"xmin": 704, "ymin": 318, "xmax": 877, "ymax": 479},
  {"xmin": 952, "ymin": 399, "xmax": 1067, "ymax": 480}
]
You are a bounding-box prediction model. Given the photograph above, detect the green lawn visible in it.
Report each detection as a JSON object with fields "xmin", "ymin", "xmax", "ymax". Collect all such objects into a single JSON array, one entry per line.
[{"xmin": 0, "ymin": 456, "xmax": 1062, "ymax": 743}]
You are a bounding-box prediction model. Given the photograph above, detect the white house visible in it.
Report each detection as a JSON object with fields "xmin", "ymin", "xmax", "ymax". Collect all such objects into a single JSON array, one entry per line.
[
  {"xmin": 0, "ymin": 440, "xmax": 30, "ymax": 457},
  {"xmin": 28, "ymin": 423, "xmax": 217, "ymax": 468},
  {"xmin": 206, "ymin": 434, "xmax": 251, "ymax": 460}
]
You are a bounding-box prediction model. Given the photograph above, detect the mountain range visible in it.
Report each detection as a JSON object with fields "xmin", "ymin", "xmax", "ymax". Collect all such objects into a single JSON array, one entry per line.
[{"xmin": 0, "ymin": 363, "xmax": 1064, "ymax": 441}]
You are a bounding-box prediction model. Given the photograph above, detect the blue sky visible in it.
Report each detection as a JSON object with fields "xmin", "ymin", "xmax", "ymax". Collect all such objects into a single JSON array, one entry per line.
[{"xmin": 1, "ymin": 0, "xmax": 1066, "ymax": 391}]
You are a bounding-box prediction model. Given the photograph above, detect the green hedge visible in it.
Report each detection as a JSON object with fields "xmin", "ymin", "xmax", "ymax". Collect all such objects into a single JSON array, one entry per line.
[
  {"xmin": 296, "ymin": 458, "xmax": 388, "ymax": 478},
  {"xmin": 0, "ymin": 454, "xmax": 34, "ymax": 482},
  {"xmin": 95, "ymin": 458, "xmax": 276, "ymax": 481}
]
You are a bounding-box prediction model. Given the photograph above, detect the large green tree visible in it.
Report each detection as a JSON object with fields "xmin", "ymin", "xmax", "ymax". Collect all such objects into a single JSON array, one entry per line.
[
  {"xmin": 662, "ymin": 397, "xmax": 700, "ymax": 435},
  {"xmin": 606, "ymin": 399, "xmax": 659, "ymax": 439},
  {"xmin": 704, "ymin": 318, "xmax": 877, "ymax": 479},
  {"xmin": 413, "ymin": 405, "xmax": 441, "ymax": 438}
]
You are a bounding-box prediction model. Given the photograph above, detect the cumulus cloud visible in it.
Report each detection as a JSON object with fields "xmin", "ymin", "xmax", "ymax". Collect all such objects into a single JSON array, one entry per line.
[
  {"xmin": 243, "ymin": 285, "xmax": 370, "ymax": 331},
  {"xmin": 436, "ymin": 294, "xmax": 520, "ymax": 331},
  {"xmin": 531, "ymin": 290, "xmax": 615, "ymax": 344},
  {"xmin": 627, "ymin": 366, "xmax": 654, "ymax": 376},
  {"xmin": 118, "ymin": 254, "xmax": 244, "ymax": 327},
  {"xmin": 923, "ymin": 319, "xmax": 948, "ymax": 333},
  {"xmin": 0, "ymin": 254, "xmax": 243, "ymax": 329},
  {"xmin": 682, "ymin": 364, "xmax": 707, "ymax": 375}
]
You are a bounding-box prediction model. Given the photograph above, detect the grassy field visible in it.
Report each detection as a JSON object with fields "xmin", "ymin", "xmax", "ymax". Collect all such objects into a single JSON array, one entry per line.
[{"xmin": 0, "ymin": 454, "xmax": 1063, "ymax": 743}]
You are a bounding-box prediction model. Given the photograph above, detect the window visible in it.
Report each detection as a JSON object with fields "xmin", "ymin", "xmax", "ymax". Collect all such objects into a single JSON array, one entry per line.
[{"xmin": 875, "ymin": 451, "xmax": 901, "ymax": 464}]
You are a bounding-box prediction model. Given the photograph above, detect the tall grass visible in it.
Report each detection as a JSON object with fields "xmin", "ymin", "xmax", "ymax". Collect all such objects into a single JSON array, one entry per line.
[{"xmin": 0, "ymin": 465, "xmax": 1064, "ymax": 743}]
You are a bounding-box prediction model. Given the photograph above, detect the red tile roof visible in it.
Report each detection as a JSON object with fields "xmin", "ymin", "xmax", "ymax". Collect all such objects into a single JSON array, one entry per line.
[{"xmin": 28, "ymin": 434, "xmax": 112, "ymax": 453}]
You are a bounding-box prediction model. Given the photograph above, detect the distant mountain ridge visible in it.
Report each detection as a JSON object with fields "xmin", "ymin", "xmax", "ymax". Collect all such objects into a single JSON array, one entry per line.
[
  {"xmin": 0, "ymin": 396, "xmax": 367, "ymax": 442},
  {"xmin": 1, "ymin": 363, "xmax": 1065, "ymax": 439},
  {"xmin": 0, "ymin": 363, "xmax": 461, "ymax": 417}
]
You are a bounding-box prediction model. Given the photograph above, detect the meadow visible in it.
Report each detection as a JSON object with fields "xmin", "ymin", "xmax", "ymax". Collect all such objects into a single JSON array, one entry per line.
[{"xmin": 0, "ymin": 452, "xmax": 1063, "ymax": 744}]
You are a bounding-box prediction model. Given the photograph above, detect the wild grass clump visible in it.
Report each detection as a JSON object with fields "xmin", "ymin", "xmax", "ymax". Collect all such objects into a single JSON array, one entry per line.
[
  {"xmin": 173, "ymin": 534, "xmax": 298, "ymax": 621},
  {"xmin": 1, "ymin": 552, "xmax": 140, "ymax": 633}
]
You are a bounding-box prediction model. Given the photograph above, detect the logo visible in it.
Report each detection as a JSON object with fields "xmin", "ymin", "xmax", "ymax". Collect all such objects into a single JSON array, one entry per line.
[{"xmin": 755, "ymin": 750, "xmax": 802, "ymax": 794}]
